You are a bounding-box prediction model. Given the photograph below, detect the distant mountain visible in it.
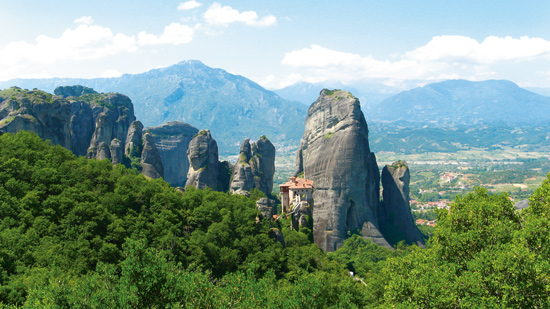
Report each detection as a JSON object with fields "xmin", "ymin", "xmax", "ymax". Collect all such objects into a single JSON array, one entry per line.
[
  {"xmin": 274, "ymin": 81, "xmax": 352, "ymax": 105},
  {"xmin": 372, "ymin": 80, "xmax": 550, "ymax": 125},
  {"xmin": 274, "ymin": 80, "xmax": 397, "ymax": 110},
  {"xmin": 526, "ymin": 87, "xmax": 550, "ymax": 97},
  {"xmin": 0, "ymin": 60, "xmax": 307, "ymax": 155}
]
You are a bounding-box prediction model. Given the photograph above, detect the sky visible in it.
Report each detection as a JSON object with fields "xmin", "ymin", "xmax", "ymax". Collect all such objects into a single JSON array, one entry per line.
[{"xmin": 0, "ymin": 0, "xmax": 549, "ymax": 89}]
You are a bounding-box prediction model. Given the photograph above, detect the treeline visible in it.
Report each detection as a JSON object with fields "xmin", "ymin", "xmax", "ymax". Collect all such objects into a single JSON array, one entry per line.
[{"xmin": 0, "ymin": 131, "xmax": 549, "ymax": 307}]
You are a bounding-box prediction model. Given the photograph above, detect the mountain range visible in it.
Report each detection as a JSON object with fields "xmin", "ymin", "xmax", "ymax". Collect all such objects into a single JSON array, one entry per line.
[
  {"xmin": 371, "ymin": 79, "xmax": 550, "ymax": 125},
  {"xmin": 1, "ymin": 61, "xmax": 550, "ymax": 155},
  {"xmin": 273, "ymin": 80, "xmax": 398, "ymax": 110},
  {"xmin": 0, "ymin": 60, "xmax": 307, "ymax": 155}
]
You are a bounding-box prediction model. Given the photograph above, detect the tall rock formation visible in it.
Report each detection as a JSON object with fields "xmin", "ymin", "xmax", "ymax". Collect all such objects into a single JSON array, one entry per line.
[
  {"xmin": 185, "ymin": 130, "xmax": 227, "ymax": 191},
  {"xmin": 230, "ymin": 136, "xmax": 276, "ymax": 196},
  {"xmin": 110, "ymin": 139, "xmax": 123, "ymax": 165},
  {"xmin": 125, "ymin": 121, "xmax": 144, "ymax": 157},
  {"xmin": 146, "ymin": 121, "xmax": 199, "ymax": 187},
  {"xmin": 140, "ymin": 132, "xmax": 164, "ymax": 179},
  {"xmin": 0, "ymin": 86, "xmax": 136, "ymax": 159},
  {"xmin": 87, "ymin": 112, "xmax": 112, "ymax": 159},
  {"xmin": 379, "ymin": 161, "xmax": 425, "ymax": 247},
  {"xmin": 295, "ymin": 89, "xmax": 390, "ymax": 252}
]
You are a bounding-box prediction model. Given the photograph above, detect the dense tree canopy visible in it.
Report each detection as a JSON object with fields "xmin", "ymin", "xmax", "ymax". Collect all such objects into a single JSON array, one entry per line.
[{"xmin": 0, "ymin": 131, "xmax": 549, "ymax": 307}]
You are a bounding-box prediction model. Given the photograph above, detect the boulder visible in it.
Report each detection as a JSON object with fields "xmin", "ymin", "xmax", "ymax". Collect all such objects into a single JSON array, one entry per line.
[
  {"xmin": 256, "ymin": 198, "xmax": 277, "ymax": 219},
  {"xmin": 514, "ymin": 199, "xmax": 529, "ymax": 210},
  {"xmin": 146, "ymin": 121, "xmax": 199, "ymax": 187},
  {"xmin": 140, "ymin": 132, "xmax": 164, "ymax": 179},
  {"xmin": 379, "ymin": 161, "xmax": 425, "ymax": 247},
  {"xmin": 294, "ymin": 89, "xmax": 390, "ymax": 252}
]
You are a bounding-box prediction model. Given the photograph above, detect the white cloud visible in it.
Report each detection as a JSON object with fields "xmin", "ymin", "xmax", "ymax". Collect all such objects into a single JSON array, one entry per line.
[
  {"xmin": 204, "ymin": 3, "xmax": 277, "ymax": 27},
  {"xmin": 280, "ymin": 36, "xmax": 550, "ymax": 87},
  {"xmin": 74, "ymin": 16, "xmax": 93, "ymax": 25},
  {"xmin": 178, "ymin": 1, "xmax": 202, "ymax": 10},
  {"xmin": 138, "ymin": 23, "xmax": 199, "ymax": 45},
  {"xmin": 100, "ymin": 69, "xmax": 123, "ymax": 78},
  {"xmin": 406, "ymin": 35, "xmax": 550, "ymax": 64},
  {"xmin": 0, "ymin": 25, "xmax": 137, "ymax": 68},
  {"xmin": 282, "ymin": 45, "xmax": 362, "ymax": 68},
  {"xmin": 0, "ymin": 24, "xmax": 137, "ymax": 81}
]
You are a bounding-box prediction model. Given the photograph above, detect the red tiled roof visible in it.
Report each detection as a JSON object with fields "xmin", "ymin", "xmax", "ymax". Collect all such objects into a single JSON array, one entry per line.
[{"xmin": 280, "ymin": 177, "xmax": 314, "ymax": 189}]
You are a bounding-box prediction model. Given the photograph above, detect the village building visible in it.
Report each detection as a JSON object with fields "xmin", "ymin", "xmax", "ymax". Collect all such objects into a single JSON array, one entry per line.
[{"xmin": 279, "ymin": 176, "xmax": 314, "ymax": 213}]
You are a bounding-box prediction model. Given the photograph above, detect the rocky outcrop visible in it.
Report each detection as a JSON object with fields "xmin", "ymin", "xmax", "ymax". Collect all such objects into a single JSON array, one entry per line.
[
  {"xmin": 140, "ymin": 132, "xmax": 164, "ymax": 179},
  {"xmin": 125, "ymin": 121, "xmax": 144, "ymax": 157},
  {"xmin": 87, "ymin": 112, "xmax": 112, "ymax": 159},
  {"xmin": 69, "ymin": 102, "xmax": 94, "ymax": 157},
  {"xmin": 146, "ymin": 121, "xmax": 199, "ymax": 187},
  {"xmin": 54, "ymin": 85, "xmax": 97, "ymax": 98},
  {"xmin": 269, "ymin": 228, "xmax": 286, "ymax": 247},
  {"xmin": 291, "ymin": 199, "xmax": 313, "ymax": 232},
  {"xmin": 294, "ymin": 89, "xmax": 390, "ymax": 252},
  {"xmin": 185, "ymin": 130, "xmax": 225, "ymax": 191},
  {"xmin": 230, "ymin": 136, "xmax": 275, "ymax": 196},
  {"xmin": 110, "ymin": 139, "xmax": 123, "ymax": 165},
  {"xmin": 256, "ymin": 198, "xmax": 277, "ymax": 219},
  {"xmin": 0, "ymin": 87, "xmax": 136, "ymax": 161},
  {"xmin": 379, "ymin": 161, "xmax": 425, "ymax": 247},
  {"xmin": 254, "ymin": 137, "xmax": 276, "ymax": 194},
  {"xmin": 96, "ymin": 142, "xmax": 111, "ymax": 160},
  {"xmin": 514, "ymin": 199, "xmax": 529, "ymax": 210}
]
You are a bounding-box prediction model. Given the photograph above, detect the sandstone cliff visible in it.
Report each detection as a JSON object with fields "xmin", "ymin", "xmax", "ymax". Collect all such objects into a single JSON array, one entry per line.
[
  {"xmin": 295, "ymin": 89, "xmax": 391, "ymax": 251},
  {"xmin": 230, "ymin": 136, "xmax": 275, "ymax": 196},
  {"xmin": 185, "ymin": 130, "xmax": 226, "ymax": 191},
  {"xmin": 146, "ymin": 121, "xmax": 199, "ymax": 187},
  {"xmin": 379, "ymin": 161, "xmax": 425, "ymax": 247}
]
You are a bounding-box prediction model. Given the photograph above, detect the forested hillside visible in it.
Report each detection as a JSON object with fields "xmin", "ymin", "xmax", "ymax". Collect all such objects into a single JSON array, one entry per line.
[{"xmin": 0, "ymin": 132, "xmax": 549, "ymax": 307}]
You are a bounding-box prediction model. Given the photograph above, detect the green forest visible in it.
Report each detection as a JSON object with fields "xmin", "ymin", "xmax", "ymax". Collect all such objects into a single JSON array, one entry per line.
[{"xmin": 1, "ymin": 131, "xmax": 549, "ymax": 308}]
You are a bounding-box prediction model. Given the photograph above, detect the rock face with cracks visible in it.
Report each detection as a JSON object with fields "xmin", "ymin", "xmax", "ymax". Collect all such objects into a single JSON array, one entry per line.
[
  {"xmin": 146, "ymin": 121, "xmax": 199, "ymax": 187},
  {"xmin": 0, "ymin": 86, "xmax": 136, "ymax": 160},
  {"xmin": 185, "ymin": 130, "xmax": 223, "ymax": 191},
  {"xmin": 379, "ymin": 161, "xmax": 425, "ymax": 247},
  {"xmin": 230, "ymin": 136, "xmax": 275, "ymax": 196},
  {"xmin": 140, "ymin": 132, "xmax": 164, "ymax": 179},
  {"xmin": 295, "ymin": 89, "xmax": 391, "ymax": 252},
  {"xmin": 0, "ymin": 86, "xmax": 172, "ymax": 181}
]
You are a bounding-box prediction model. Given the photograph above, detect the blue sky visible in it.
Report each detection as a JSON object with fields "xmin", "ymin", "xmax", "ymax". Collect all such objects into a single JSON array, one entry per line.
[{"xmin": 0, "ymin": 0, "xmax": 549, "ymax": 89}]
